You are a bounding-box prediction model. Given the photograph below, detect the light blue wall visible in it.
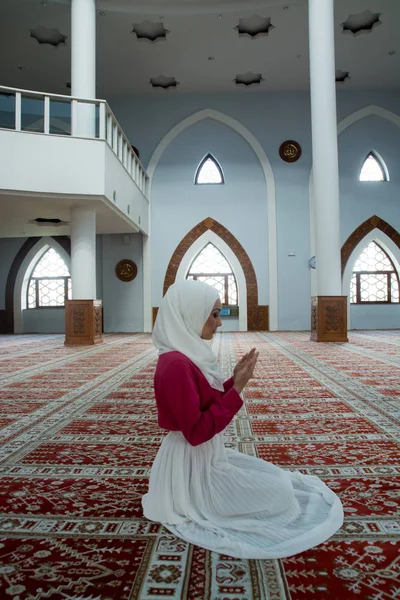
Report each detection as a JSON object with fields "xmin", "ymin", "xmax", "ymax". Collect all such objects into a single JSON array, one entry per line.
[
  {"xmin": 22, "ymin": 308, "xmax": 65, "ymax": 333},
  {"xmin": 351, "ymin": 305, "xmax": 399, "ymax": 330},
  {"xmin": 1, "ymin": 90, "xmax": 399, "ymax": 333},
  {"xmin": 101, "ymin": 233, "xmax": 143, "ymax": 332},
  {"xmin": 151, "ymin": 118, "xmax": 271, "ymax": 330},
  {"xmin": 339, "ymin": 115, "xmax": 400, "ymax": 242},
  {"xmin": 339, "ymin": 115, "xmax": 400, "ymax": 329},
  {"xmin": 111, "ymin": 89, "xmax": 400, "ymax": 330}
]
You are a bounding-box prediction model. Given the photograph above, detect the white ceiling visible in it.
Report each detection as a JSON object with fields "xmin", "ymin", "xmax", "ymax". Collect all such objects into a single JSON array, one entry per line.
[
  {"xmin": 0, "ymin": 192, "xmax": 139, "ymax": 238},
  {"xmin": 0, "ymin": 0, "xmax": 399, "ymax": 96}
]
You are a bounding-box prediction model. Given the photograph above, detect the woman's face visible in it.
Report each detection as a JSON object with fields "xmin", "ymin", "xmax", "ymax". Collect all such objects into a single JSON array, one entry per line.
[{"xmin": 201, "ymin": 298, "xmax": 222, "ymax": 340}]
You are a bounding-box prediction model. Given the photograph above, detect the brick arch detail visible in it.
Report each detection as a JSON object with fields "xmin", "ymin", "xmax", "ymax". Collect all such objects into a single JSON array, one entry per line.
[
  {"xmin": 162, "ymin": 217, "xmax": 268, "ymax": 330},
  {"xmin": 341, "ymin": 215, "xmax": 400, "ymax": 275}
]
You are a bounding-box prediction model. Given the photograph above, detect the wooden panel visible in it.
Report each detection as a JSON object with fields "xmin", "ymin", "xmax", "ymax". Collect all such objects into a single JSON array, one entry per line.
[
  {"xmin": 152, "ymin": 307, "xmax": 159, "ymax": 328},
  {"xmin": 310, "ymin": 296, "xmax": 348, "ymax": 342},
  {"xmin": 65, "ymin": 300, "xmax": 103, "ymax": 346}
]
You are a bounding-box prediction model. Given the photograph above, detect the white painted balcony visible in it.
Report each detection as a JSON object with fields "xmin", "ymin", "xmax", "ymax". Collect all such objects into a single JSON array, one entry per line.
[{"xmin": 0, "ymin": 85, "xmax": 149, "ymax": 237}]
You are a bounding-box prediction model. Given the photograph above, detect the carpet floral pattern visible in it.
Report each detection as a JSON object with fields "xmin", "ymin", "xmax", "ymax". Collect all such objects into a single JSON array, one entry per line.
[{"xmin": 0, "ymin": 331, "xmax": 399, "ymax": 599}]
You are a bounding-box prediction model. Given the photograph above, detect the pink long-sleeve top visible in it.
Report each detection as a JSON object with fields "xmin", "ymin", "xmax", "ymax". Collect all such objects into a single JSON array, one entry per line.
[{"xmin": 154, "ymin": 351, "xmax": 243, "ymax": 447}]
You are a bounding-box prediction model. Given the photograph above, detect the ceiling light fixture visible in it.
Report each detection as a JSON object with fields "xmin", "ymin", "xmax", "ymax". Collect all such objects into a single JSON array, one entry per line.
[
  {"xmin": 150, "ymin": 75, "xmax": 179, "ymax": 90},
  {"xmin": 234, "ymin": 72, "xmax": 264, "ymax": 86},
  {"xmin": 236, "ymin": 15, "xmax": 275, "ymax": 39},
  {"xmin": 132, "ymin": 20, "xmax": 169, "ymax": 42},
  {"xmin": 341, "ymin": 10, "xmax": 381, "ymax": 36},
  {"xmin": 335, "ymin": 69, "xmax": 350, "ymax": 83},
  {"xmin": 30, "ymin": 26, "xmax": 67, "ymax": 47}
]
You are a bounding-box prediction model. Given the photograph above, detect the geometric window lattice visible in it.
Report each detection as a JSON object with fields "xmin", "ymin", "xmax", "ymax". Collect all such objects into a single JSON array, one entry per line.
[
  {"xmin": 195, "ymin": 154, "xmax": 224, "ymax": 185},
  {"xmin": 187, "ymin": 243, "xmax": 237, "ymax": 305},
  {"xmin": 350, "ymin": 241, "xmax": 399, "ymax": 303},
  {"xmin": 28, "ymin": 247, "xmax": 72, "ymax": 308},
  {"xmin": 359, "ymin": 152, "xmax": 388, "ymax": 182}
]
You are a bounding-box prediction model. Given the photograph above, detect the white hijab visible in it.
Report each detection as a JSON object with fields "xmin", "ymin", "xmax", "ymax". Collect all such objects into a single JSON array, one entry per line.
[{"xmin": 152, "ymin": 279, "xmax": 225, "ymax": 391}]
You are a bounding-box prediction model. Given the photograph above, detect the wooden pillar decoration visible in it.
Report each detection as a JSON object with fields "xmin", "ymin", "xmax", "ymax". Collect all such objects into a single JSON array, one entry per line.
[
  {"xmin": 311, "ymin": 296, "xmax": 348, "ymax": 342},
  {"xmin": 65, "ymin": 299, "xmax": 103, "ymax": 346}
]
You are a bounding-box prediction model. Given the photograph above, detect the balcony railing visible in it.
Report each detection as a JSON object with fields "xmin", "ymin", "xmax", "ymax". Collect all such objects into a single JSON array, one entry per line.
[{"xmin": 0, "ymin": 85, "xmax": 149, "ymax": 198}]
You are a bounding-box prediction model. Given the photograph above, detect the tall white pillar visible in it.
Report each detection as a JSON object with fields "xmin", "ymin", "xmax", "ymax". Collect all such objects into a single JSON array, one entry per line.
[
  {"xmin": 309, "ymin": 0, "xmax": 341, "ymax": 295},
  {"xmin": 71, "ymin": 0, "xmax": 96, "ymax": 137},
  {"xmin": 71, "ymin": 207, "xmax": 96, "ymax": 299},
  {"xmin": 308, "ymin": 0, "xmax": 347, "ymax": 342}
]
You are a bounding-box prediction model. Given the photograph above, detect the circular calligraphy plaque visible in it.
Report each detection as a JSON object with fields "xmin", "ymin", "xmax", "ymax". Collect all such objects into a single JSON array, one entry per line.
[
  {"xmin": 279, "ymin": 140, "xmax": 302, "ymax": 163},
  {"xmin": 115, "ymin": 259, "xmax": 138, "ymax": 282}
]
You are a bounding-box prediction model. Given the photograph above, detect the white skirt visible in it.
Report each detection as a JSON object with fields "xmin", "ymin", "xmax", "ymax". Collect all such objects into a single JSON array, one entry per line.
[{"xmin": 142, "ymin": 432, "xmax": 343, "ymax": 559}]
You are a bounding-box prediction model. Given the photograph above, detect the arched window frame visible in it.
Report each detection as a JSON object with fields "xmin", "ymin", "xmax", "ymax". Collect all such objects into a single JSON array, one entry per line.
[
  {"xmin": 186, "ymin": 243, "xmax": 238, "ymax": 306},
  {"xmin": 194, "ymin": 153, "xmax": 224, "ymax": 185},
  {"xmin": 350, "ymin": 241, "xmax": 399, "ymax": 304},
  {"xmin": 27, "ymin": 247, "xmax": 71, "ymax": 309},
  {"xmin": 359, "ymin": 150, "xmax": 389, "ymax": 182}
]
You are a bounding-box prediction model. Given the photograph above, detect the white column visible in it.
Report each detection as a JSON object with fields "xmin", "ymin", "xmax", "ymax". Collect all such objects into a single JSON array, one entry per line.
[
  {"xmin": 71, "ymin": 207, "xmax": 96, "ymax": 299},
  {"xmin": 71, "ymin": 0, "xmax": 96, "ymax": 137},
  {"xmin": 309, "ymin": 0, "xmax": 342, "ymax": 295}
]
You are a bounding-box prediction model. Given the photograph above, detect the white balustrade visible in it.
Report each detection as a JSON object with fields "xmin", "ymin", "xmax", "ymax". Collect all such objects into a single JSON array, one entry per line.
[{"xmin": 0, "ymin": 84, "xmax": 149, "ymax": 199}]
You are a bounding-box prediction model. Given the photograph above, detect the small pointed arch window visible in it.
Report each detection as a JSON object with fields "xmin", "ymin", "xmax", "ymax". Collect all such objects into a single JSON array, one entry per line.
[
  {"xmin": 27, "ymin": 247, "xmax": 71, "ymax": 308},
  {"xmin": 195, "ymin": 153, "xmax": 224, "ymax": 185},
  {"xmin": 187, "ymin": 243, "xmax": 237, "ymax": 305},
  {"xmin": 359, "ymin": 151, "xmax": 389, "ymax": 182},
  {"xmin": 350, "ymin": 241, "xmax": 399, "ymax": 304}
]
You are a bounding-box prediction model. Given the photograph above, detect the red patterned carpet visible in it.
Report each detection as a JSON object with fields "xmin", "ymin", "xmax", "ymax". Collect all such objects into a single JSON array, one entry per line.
[{"xmin": 0, "ymin": 331, "xmax": 399, "ymax": 599}]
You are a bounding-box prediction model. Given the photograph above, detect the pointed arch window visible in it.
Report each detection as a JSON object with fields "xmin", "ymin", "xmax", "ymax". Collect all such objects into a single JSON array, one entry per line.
[
  {"xmin": 27, "ymin": 247, "xmax": 71, "ymax": 308},
  {"xmin": 350, "ymin": 241, "xmax": 399, "ymax": 304},
  {"xmin": 187, "ymin": 243, "xmax": 237, "ymax": 305},
  {"xmin": 195, "ymin": 154, "xmax": 224, "ymax": 185},
  {"xmin": 359, "ymin": 151, "xmax": 389, "ymax": 182}
]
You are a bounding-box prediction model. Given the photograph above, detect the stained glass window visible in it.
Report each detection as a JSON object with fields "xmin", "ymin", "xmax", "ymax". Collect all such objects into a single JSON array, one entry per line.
[
  {"xmin": 27, "ymin": 247, "xmax": 71, "ymax": 308},
  {"xmin": 187, "ymin": 243, "xmax": 237, "ymax": 305},
  {"xmin": 350, "ymin": 241, "xmax": 399, "ymax": 303},
  {"xmin": 195, "ymin": 154, "xmax": 224, "ymax": 184},
  {"xmin": 359, "ymin": 152, "xmax": 387, "ymax": 182}
]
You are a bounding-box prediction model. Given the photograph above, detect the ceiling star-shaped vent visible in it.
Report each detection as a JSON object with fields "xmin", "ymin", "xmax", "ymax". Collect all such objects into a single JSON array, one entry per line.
[
  {"xmin": 234, "ymin": 72, "xmax": 263, "ymax": 87},
  {"xmin": 132, "ymin": 20, "xmax": 169, "ymax": 42},
  {"xmin": 236, "ymin": 15, "xmax": 274, "ymax": 38},
  {"xmin": 341, "ymin": 10, "xmax": 381, "ymax": 36},
  {"xmin": 30, "ymin": 26, "xmax": 67, "ymax": 47},
  {"xmin": 335, "ymin": 69, "xmax": 350, "ymax": 83},
  {"xmin": 150, "ymin": 75, "xmax": 179, "ymax": 90}
]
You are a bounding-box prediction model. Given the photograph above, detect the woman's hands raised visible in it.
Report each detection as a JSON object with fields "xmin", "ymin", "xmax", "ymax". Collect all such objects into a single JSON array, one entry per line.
[{"xmin": 233, "ymin": 348, "xmax": 259, "ymax": 394}]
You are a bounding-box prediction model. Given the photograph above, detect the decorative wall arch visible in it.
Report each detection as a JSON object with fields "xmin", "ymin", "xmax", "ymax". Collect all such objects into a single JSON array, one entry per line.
[
  {"xmin": 1, "ymin": 236, "xmax": 71, "ymax": 334},
  {"xmin": 341, "ymin": 217, "xmax": 400, "ymax": 329},
  {"xmin": 176, "ymin": 230, "xmax": 248, "ymax": 330},
  {"xmin": 143, "ymin": 107, "xmax": 278, "ymax": 332},
  {"xmin": 160, "ymin": 217, "xmax": 268, "ymax": 331},
  {"xmin": 309, "ymin": 105, "xmax": 400, "ymax": 296},
  {"xmin": 341, "ymin": 215, "xmax": 400, "ymax": 274}
]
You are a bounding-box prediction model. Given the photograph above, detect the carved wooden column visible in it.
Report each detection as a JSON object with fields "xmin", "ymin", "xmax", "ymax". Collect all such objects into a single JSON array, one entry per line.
[
  {"xmin": 65, "ymin": 299, "xmax": 103, "ymax": 345},
  {"xmin": 311, "ymin": 296, "xmax": 348, "ymax": 342}
]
